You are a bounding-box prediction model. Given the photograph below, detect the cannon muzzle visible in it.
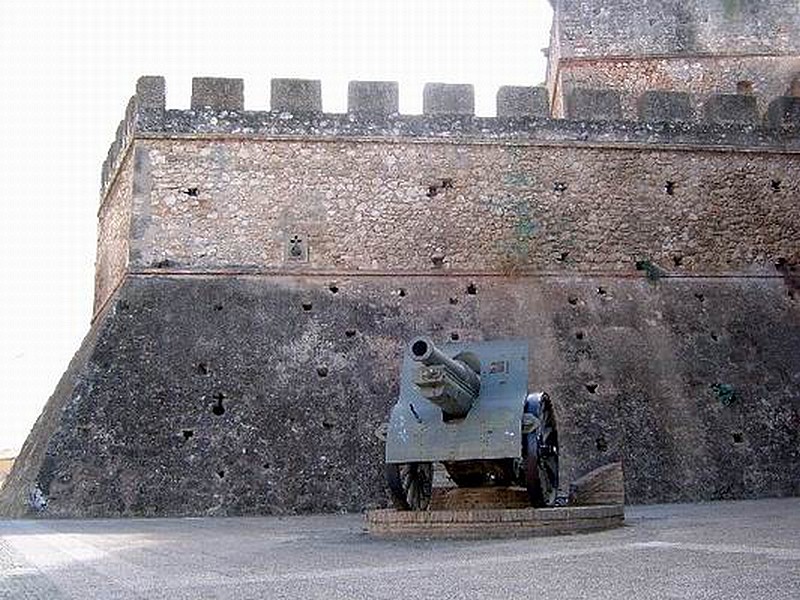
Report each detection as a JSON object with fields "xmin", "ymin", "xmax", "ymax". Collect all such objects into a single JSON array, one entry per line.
[{"xmin": 409, "ymin": 337, "xmax": 480, "ymax": 418}]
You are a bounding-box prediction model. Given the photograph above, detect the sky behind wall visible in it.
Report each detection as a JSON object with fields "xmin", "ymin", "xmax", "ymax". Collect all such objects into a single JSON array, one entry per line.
[{"xmin": 0, "ymin": 0, "xmax": 553, "ymax": 455}]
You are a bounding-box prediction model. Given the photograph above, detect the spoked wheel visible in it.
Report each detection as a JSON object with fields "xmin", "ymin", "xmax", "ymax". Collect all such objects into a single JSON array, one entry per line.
[
  {"xmin": 522, "ymin": 393, "xmax": 559, "ymax": 507},
  {"xmin": 385, "ymin": 462, "xmax": 433, "ymax": 511}
]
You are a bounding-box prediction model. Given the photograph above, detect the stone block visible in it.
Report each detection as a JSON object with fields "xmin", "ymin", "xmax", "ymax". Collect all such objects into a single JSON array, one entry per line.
[
  {"xmin": 637, "ymin": 91, "xmax": 692, "ymax": 122},
  {"xmin": 496, "ymin": 86, "xmax": 549, "ymax": 117},
  {"xmin": 135, "ymin": 76, "xmax": 166, "ymax": 131},
  {"xmin": 347, "ymin": 81, "xmax": 399, "ymax": 116},
  {"xmin": 565, "ymin": 88, "xmax": 622, "ymax": 121},
  {"xmin": 136, "ymin": 76, "xmax": 166, "ymax": 110},
  {"xmin": 568, "ymin": 462, "xmax": 625, "ymax": 506},
  {"xmin": 271, "ymin": 78, "xmax": 322, "ymax": 113},
  {"xmin": 704, "ymin": 94, "xmax": 758, "ymax": 125},
  {"xmin": 423, "ymin": 83, "xmax": 475, "ymax": 116},
  {"xmin": 191, "ymin": 77, "xmax": 244, "ymax": 111},
  {"xmin": 765, "ymin": 96, "xmax": 800, "ymax": 129}
]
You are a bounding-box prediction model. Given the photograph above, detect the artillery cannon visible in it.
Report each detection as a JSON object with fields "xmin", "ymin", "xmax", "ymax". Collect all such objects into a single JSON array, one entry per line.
[{"xmin": 385, "ymin": 337, "xmax": 559, "ymax": 510}]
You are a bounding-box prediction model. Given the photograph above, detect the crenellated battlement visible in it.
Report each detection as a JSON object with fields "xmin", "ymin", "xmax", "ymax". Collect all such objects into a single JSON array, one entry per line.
[{"xmin": 100, "ymin": 75, "xmax": 800, "ymax": 198}]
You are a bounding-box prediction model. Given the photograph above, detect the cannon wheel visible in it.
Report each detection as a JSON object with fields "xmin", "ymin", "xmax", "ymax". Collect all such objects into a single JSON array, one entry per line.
[
  {"xmin": 523, "ymin": 394, "xmax": 559, "ymax": 507},
  {"xmin": 385, "ymin": 462, "xmax": 433, "ymax": 511}
]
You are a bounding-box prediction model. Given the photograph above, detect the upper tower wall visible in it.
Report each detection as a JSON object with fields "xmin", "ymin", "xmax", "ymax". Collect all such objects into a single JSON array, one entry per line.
[
  {"xmin": 550, "ymin": 0, "xmax": 799, "ymax": 59},
  {"xmin": 546, "ymin": 0, "xmax": 800, "ymax": 118}
]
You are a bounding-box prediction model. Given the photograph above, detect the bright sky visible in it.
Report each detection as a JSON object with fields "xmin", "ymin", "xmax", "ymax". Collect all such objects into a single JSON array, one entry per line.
[{"xmin": 0, "ymin": 0, "xmax": 553, "ymax": 455}]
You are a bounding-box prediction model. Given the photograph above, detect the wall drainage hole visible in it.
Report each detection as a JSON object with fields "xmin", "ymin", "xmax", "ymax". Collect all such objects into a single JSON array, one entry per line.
[
  {"xmin": 568, "ymin": 296, "xmax": 578, "ymax": 306},
  {"xmin": 664, "ymin": 181, "xmax": 676, "ymax": 195},
  {"xmin": 771, "ymin": 179, "xmax": 781, "ymax": 192},
  {"xmin": 182, "ymin": 187, "xmax": 200, "ymax": 197},
  {"xmin": 732, "ymin": 432, "xmax": 744, "ymax": 444},
  {"xmin": 694, "ymin": 293, "xmax": 705, "ymax": 303},
  {"xmin": 182, "ymin": 430, "xmax": 194, "ymax": 440},
  {"xmin": 557, "ymin": 251, "xmax": 570, "ymax": 262},
  {"xmin": 316, "ymin": 366, "xmax": 329, "ymax": 378},
  {"xmin": 466, "ymin": 283, "xmax": 477, "ymax": 295},
  {"xmin": 431, "ymin": 255, "xmax": 445, "ymax": 268},
  {"xmin": 397, "ymin": 288, "xmax": 407, "ymax": 298},
  {"xmin": 449, "ymin": 297, "xmax": 459, "ymax": 305},
  {"xmin": 575, "ymin": 331, "xmax": 584, "ymax": 340},
  {"xmin": 211, "ymin": 394, "xmax": 226, "ymax": 416},
  {"xmin": 216, "ymin": 469, "xmax": 226, "ymax": 479},
  {"xmin": 710, "ymin": 332, "xmax": 719, "ymax": 342},
  {"xmin": 213, "ymin": 303, "xmax": 224, "ymax": 312},
  {"xmin": 196, "ymin": 362, "xmax": 209, "ymax": 376},
  {"xmin": 450, "ymin": 332, "xmax": 460, "ymax": 341},
  {"xmin": 586, "ymin": 383, "xmax": 598, "ymax": 394},
  {"xmin": 302, "ymin": 302, "xmax": 313, "ymax": 311},
  {"xmin": 328, "ymin": 284, "xmax": 339, "ymax": 294},
  {"xmin": 672, "ymin": 255, "xmax": 683, "ymax": 267},
  {"xmin": 597, "ymin": 287, "xmax": 607, "ymax": 296},
  {"xmin": 596, "ymin": 436, "xmax": 608, "ymax": 452},
  {"xmin": 322, "ymin": 421, "xmax": 334, "ymax": 430},
  {"xmin": 345, "ymin": 329, "xmax": 357, "ymax": 338},
  {"xmin": 262, "ymin": 462, "xmax": 271, "ymax": 470}
]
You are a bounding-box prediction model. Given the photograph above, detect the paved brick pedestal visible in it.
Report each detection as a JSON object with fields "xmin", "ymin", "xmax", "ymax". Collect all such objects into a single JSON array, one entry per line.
[{"xmin": 366, "ymin": 504, "xmax": 624, "ymax": 538}]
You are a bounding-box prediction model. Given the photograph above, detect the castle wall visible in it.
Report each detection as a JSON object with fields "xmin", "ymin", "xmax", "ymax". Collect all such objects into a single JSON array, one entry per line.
[
  {"xmin": 1, "ymin": 274, "xmax": 797, "ymax": 517},
  {"xmin": 551, "ymin": 56, "xmax": 800, "ymax": 119},
  {"xmin": 546, "ymin": 0, "xmax": 800, "ymax": 117},
  {"xmin": 552, "ymin": 0, "xmax": 799, "ymax": 59},
  {"xmin": 2, "ymin": 76, "xmax": 798, "ymax": 518},
  {"xmin": 94, "ymin": 150, "xmax": 134, "ymax": 315},
  {"xmin": 130, "ymin": 137, "xmax": 799, "ymax": 278}
]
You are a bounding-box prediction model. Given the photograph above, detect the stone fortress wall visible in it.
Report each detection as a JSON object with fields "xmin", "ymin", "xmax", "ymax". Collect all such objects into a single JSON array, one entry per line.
[
  {"xmin": 94, "ymin": 76, "xmax": 800, "ymax": 315},
  {"xmin": 546, "ymin": 0, "xmax": 800, "ymax": 117},
  {"xmin": 2, "ymin": 1, "xmax": 799, "ymax": 517}
]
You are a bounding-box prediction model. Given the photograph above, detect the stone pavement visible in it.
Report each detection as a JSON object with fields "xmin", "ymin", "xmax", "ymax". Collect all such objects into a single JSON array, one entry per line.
[{"xmin": 1, "ymin": 498, "xmax": 798, "ymax": 599}]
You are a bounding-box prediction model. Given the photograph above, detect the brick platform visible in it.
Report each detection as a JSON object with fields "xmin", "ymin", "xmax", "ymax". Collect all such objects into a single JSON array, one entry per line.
[{"xmin": 365, "ymin": 504, "xmax": 624, "ymax": 538}]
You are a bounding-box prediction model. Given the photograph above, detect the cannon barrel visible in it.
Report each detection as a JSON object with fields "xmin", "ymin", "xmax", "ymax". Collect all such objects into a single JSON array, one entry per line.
[{"xmin": 409, "ymin": 337, "xmax": 481, "ymax": 418}]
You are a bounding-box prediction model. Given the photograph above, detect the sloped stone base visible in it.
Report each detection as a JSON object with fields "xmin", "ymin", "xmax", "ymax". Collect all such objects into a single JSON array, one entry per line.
[{"xmin": 1, "ymin": 273, "xmax": 798, "ymax": 517}]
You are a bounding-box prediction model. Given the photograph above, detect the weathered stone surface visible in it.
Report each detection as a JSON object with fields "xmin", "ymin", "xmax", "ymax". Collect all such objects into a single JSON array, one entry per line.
[
  {"xmin": 496, "ymin": 86, "xmax": 549, "ymax": 117},
  {"xmin": 136, "ymin": 76, "xmax": 166, "ymax": 110},
  {"xmin": 549, "ymin": 0, "xmax": 799, "ymax": 59},
  {"xmin": 564, "ymin": 88, "xmax": 622, "ymax": 121},
  {"xmin": 704, "ymin": 94, "xmax": 759, "ymax": 125},
  {"xmin": 94, "ymin": 150, "xmax": 133, "ymax": 314},
  {"xmin": 1, "ymin": 274, "xmax": 797, "ymax": 518},
  {"xmin": 423, "ymin": 83, "xmax": 475, "ymax": 116},
  {"xmin": 120, "ymin": 137, "xmax": 799, "ymax": 282},
  {"xmin": 637, "ymin": 91, "xmax": 692, "ymax": 122},
  {"xmin": 766, "ymin": 96, "xmax": 800, "ymax": 129},
  {"xmin": 569, "ymin": 462, "xmax": 625, "ymax": 506},
  {"xmin": 191, "ymin": 77, "xmax": 244, "ymax": 111},
  {"xmin": 271, "ymin": 78, "xmax": 322, "ymax": 113},
  {"xmin": 347, "ymin": 81, "xmax": 399, "ymax": 116},
  {"xmin": 546, "ymin": 1, "xmax": 800, "ymax": 118}
]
